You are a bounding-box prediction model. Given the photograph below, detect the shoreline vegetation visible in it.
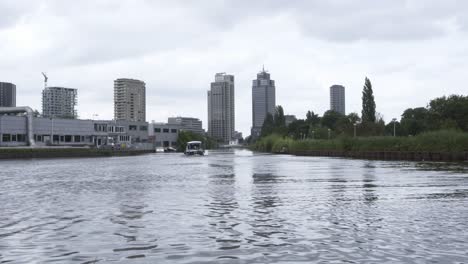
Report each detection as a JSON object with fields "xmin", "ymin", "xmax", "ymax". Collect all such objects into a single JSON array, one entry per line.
[
  {"xmin": 253, "ymin": 130, "xmax": 468, "ymax": 162},
  {"xmin": 246, "ymin": 78, "xmax": 468, "ymax": 162}
]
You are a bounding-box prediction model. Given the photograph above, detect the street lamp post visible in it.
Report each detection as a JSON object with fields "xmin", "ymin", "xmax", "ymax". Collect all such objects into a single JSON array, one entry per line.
[
  {"xmin": 353, "ymin": 123, "xmax": 357, "ymax": 138},
  {"xmin": 312, "ymin": 130, "xmax": 315, "ymax": 139},
  {"xmin": 392, "ymin": 118, "xmax": 397, "ymax": 137},
  {"xmin": 328, "ymin": 128, "xmax": 331, "ymax": 140}
]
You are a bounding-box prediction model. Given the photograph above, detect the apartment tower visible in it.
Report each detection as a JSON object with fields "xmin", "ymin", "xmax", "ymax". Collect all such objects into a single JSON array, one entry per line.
[
  {"xmin": 114, "ymin": 78, "xmax": 146, "ymax": 122},
  {"xmin": 0, "ymin": 82, "xmax": 16, "ymax": 107},
  {"xmin": 42, "ymin": 86, "xmax": 77, "ymax": 118},
  {"xmin": 207, "ymin": 73, "xmax": 235, "ymax": 143},
  {"xmin": 330, "ymin": 84, "xmax": 345, "ymax": 115}
]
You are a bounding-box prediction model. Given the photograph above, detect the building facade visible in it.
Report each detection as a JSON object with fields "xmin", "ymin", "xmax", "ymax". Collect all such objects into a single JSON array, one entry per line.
[
  {"xmin": 0, "ymin": 82, "xmax": 16, "ymax": 107},
  {"xmin": 207, "ymin": 73, "xmax": 235, "ymax": 143},
  {"xmin": 42, "ymin": 87, "xmax": 78, "ymax": 119},
  {"xmin": 284, "ymin": 115, "xmax": 297, "ymax": 126},
  {"xmin": 168, "ymin": 116, "xmax": 204, "ymax": 134},
  {"xmin": 330, "ymin": 85, "xmax": 345, "ymax": 115},
  {"xmin": 148, "ymin": 122, "xmax": 180, "ymax": 148},
  {"xmin": 251, "ymin": 68, "xmax": 276, "ymax": 138},
  {"xmin": 0, "ymin": 115, "xmax": 149, "ymax": 148},
  {"xmin": 114, "ymin": 78, "xmax": 146, "ymax": 122}
]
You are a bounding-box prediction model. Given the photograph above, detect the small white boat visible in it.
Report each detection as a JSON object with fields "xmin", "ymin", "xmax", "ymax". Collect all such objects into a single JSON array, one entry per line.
[{"xmin": 184, "ymin": 141, "xmax": 205, "ymax": 156}]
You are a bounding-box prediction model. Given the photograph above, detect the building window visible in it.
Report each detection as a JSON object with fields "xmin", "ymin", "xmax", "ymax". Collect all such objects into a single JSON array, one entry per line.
[
  {"xmin": 74, "ymin": 136, "xmax": 81, "ymax": 142},
  {"xmin": 60, "ymin": 136, "xmax": 65, "ymax": 142},
  {"xmin": 53, "ymin": 135, "xmax": 60, "ymax": 142},
  {"xmin": 154, "ymin": 128, "xmax": 161, "ymax": 133},
  {"xmin": 17, "ymin": 134, "xmax": 26, "ymax": 142},
  {"xmin": 65, "ymin": 135, "xmax": 72, "ymax": 142},
  {"xmin": 163, "ymin": 128, "xmax": 169, "ymax": 133},
  {"xmin": 171, "ymin": 141, "xmax": 177, "ymax": 147},
  {"xmin": 11, "ymin": 134, "xmax": 17, "ymax": 141},
  {"xmin": 171, "ymin": 129, "xmax": 177, "ymax": 133},
  {"xmin": 129, "ymin": 125, "xmax": 137, "ymax": 131},
  {"xmin": 94, "ymin": 124, "xmax": 107, "ymax": 132},
  {"xmin": 140, "ymin": 126, "xmax": 147, "ymax": 131},
  {"xmin": 2, "ymin": 134, "xmax": 10, "ymax": 142}
]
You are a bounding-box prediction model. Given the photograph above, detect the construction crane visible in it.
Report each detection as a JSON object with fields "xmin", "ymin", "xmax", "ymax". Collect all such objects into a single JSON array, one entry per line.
[{"xmin": 41, "ymin": 72, "xmax": 48, "ymax": 88}]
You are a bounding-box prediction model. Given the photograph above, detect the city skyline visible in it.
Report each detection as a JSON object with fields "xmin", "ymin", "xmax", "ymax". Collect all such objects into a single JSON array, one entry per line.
[{"xmin": 2, "ymin": 1, "xmax": 468, "ymax": 136}]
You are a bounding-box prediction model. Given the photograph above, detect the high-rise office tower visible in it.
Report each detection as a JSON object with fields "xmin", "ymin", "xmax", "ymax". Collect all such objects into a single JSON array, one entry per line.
[
  {"xmin": 114, "ymin": 78, "xmax": 146, "ymax": 122},
  {"xmin": 0, "ymin": 82, "xmax": 16, "ymax": 107},
  {"xmin": 42, "ymin": 87, "xmax": 77, "ymax": 118},
  {"xmin": 207, "ymin": 73, "xmax": 235, "ymax": 143},
  {"xmin": 330, "ymin": 84, "xmax": 345, "ymax": 115},
  {"xmin": 251, "ymin": 67, "xmax": 276, "ymax": 138}
]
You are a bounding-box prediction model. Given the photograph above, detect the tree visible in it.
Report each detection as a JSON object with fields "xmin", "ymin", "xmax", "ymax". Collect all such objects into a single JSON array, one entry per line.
[
  {"xmin": 400, "ymin": 107, "xmax": 429, "ymax": 136},
  {"xmin": 428, "ymin": 95, "xmax": 468, "ymax": 132},
  {"xmin": 306, "ymin": 110, "xmax": 320, "ymax": 126},
  {"xmin": 362, "ymin": 77, "xmax": 376, "ymax": 123},
  {"xmin": 287, "ymin": 119, "xmax": 310, "ymax": 139},
  {"xmin": 33, "ymin": 109, "xmax": 41, "ymax": 117},
  {"xmin": 273, "ymin": 105, "xmax": 286, "ymax": 127},
  {"xmin": 347, "ymin": 112, "xmax": 361, "ymax": 124},
  {"xmin": 321, "ymin": 110, "xmax": 344, "ymax": 130},
  {"xmin": 260, "ymin": 113, "xmax": 275, "ymax": 137}
]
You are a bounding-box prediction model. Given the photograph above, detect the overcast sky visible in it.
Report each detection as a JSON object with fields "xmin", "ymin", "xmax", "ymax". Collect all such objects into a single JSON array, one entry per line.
[{"xmin": 1, "ymin": 0, "xmax": 468, "ymax": 135}]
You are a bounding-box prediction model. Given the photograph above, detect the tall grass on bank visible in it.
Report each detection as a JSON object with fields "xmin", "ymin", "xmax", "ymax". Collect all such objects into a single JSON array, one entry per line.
[{"xmin": 253, "ymin": 130, "xmax": 468, "ymax": 153}]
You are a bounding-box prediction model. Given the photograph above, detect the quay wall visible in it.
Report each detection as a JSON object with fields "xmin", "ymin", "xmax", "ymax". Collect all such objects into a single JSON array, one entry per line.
[
  {"xmin": 281, "ymin": 150, "xmax": 468, "ymax": 162},
  {"xmin": 0, "ymin": 148, "xmax": 154, "ymax": 160}
]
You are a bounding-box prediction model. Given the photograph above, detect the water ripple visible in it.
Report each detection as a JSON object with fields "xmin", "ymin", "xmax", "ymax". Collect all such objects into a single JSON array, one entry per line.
[{"xmin": 0, "ymin": 150, "xmax": 467, "ymax": 263}]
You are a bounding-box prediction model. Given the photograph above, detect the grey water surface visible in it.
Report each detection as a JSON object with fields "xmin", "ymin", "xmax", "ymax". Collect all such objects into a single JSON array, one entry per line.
[{"xmin": 1, "ymin": 149, "xmax": 467, "ymax": 263}]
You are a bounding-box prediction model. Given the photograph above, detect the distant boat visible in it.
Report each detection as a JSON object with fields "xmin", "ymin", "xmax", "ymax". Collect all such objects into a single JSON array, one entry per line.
[
  {"xmin": 184, "ymin": 141, "xmax": 205, "ymax": 156},
  {"xmin": 164, "ymin": 147, "xmax": 177, "ymax": 153}
]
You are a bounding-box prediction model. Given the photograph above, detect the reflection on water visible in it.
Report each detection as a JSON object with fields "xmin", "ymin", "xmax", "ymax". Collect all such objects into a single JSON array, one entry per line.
[{"xmin": 0, "ymin": 150, "xmax": 467, "ymax": 263}]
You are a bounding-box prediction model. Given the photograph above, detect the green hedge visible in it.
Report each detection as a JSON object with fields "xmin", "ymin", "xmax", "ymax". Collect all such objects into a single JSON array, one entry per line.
[{"xmin": 254, "ymin": 130, "xmax": 468, "ymax": 153}]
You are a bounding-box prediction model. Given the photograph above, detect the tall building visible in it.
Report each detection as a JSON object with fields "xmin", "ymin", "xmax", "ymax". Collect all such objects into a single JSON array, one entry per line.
[
  {"xmin": 42, "ymin": 87, "xmax": 77, "ymax": 118},
  {"xmin": 284, "ymin": 115, "xmax": 297, "ymax": 126},
  {"xmin": 168, "ymin": 116, "xmax": 204, "ymax": 134},
  {"xmin": 251, "ymin": 67, "xmax": 276, "ymax": 138},
  {"xmin": 0, "ymin": 82, "xmax": 16, "ymax": 107},
  {"xmin": 207, "ymin": 73, "xmax": 235, "ymax": 143},
  {"xmin": 330, "ymin": 84, "xmax": 345, "ymax": 115},
  {"xmin": 114, "ymin": 78, "xmax": 146, "ymax": 122}
]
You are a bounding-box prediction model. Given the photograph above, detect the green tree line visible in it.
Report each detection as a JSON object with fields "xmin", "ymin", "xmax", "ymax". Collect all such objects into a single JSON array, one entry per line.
[{"xmin": 251, "ymin": 77, "xmax": 468, "ymax": 142}]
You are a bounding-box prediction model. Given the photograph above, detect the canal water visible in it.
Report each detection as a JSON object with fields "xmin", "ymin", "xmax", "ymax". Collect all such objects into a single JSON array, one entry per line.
[{"xmin": 0, "ymin": 150, "xmax": 467, "ymax": 263}]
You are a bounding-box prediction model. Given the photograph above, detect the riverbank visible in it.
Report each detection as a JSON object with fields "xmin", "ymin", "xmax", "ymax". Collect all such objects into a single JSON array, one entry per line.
[
  {"xmin": 253, "ymin": 130, "xmax": 468, "ymax": 162},
  {"xmin": 0, "ymin": 147, "xmax": 154, "ymax": 160}
]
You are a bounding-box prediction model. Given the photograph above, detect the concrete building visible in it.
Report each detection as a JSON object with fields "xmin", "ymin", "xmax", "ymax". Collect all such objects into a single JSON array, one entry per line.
[
  {"xmin": 148, "ymin": 122, "xmax": 180, "ymax": 148},
  {"xmin": 114, "ymin": 78, "xmax": 146, "ymax": 122},
  {"xmin": 207, "ymin": 73, "xmax": 235, "ymax": 143},
  {"xmin": 330, "ymin": 85, "xmax": 345, "ymax": 115},
  {"xmin": 0, "ymin": 114, "xmax": 149, "ymax": 148},
  {"xmin": 251, "ymin": 68, "xmax": 276, "ymax": 139},
  {"xmin": 0, "ymin": 82, "xmax": 16, "ymax": 107},
  {"xmin": 168, "ymin": 116, "xmax": 204, "ymax": 134},
  {"xmin": 42, "ymin": 87, "xmax": 77, "ymax": 119},
  {"xmin": 285, "ymin": 115, "xmax": 297, "ymax": 126}
]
